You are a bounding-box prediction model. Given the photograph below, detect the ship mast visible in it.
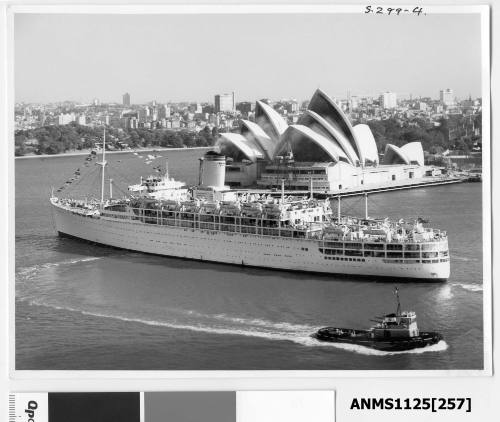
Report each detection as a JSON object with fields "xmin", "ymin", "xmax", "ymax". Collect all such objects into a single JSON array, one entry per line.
[
  {"xmin": 394, "ymin": 286, "xmax": 401, "ymax": 315},
  {"xmin": 337, "ymin": 195, "xmax": 341, "ymax": 222},
  {"xmin": 99, "ymin": 127, "xmax": 107, "ymax": 206}
]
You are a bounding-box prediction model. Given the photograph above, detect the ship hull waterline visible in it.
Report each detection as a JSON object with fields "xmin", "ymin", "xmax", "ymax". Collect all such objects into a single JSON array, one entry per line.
[
  {"xmin": 313, "ymin": 329, "xmax": 443, "ymax": 351},
  {"xmin": 51, "ymin": 204, "xmax": 450, "ymax": 281}
]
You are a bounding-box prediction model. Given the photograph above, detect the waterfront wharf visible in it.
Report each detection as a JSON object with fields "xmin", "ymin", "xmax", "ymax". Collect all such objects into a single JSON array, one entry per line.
[{"xmin": 236, "ymin": 175, "xmax": 465, "ymax": 199}]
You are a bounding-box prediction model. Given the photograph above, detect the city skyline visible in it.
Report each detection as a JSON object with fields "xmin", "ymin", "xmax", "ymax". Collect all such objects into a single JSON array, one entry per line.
[
  {"xmin": 14, "ymin": 89, "xmax": 479, "ymax": 107},
  {"xmin": 15, "ymin": 13, "xmax": 482, "ymax": 103}
]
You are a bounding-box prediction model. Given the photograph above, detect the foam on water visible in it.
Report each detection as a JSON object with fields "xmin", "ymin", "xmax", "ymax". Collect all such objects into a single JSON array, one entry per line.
[
  {"xmin": 299, "ymin": 336, "xmax": 448, "ymax": 356},
  {"xmin": 437, "ymin": 285, "xmax": 453, "ymax": 300},
  {"xmin": 208, "ymin": 313, "xmax": 314, "ymax": 332},
  {"xmin": 16, "ymin": 257, "xmax": 102, "ymax": 281},
  {"xmin": 23, "ymin": 299, "xmax": 447, "ymax": 357},
  {"xmin": 452, "ymin": 256, "xmax": 476, "ymax": 262},
  {"xmin": 452, "ymin": 283, "xmax": 483, "ymax": 292}
]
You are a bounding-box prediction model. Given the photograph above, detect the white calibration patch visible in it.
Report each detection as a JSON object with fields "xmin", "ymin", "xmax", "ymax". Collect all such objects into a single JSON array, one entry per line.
[{"xmin": 10, "ymin": 393, "xmax": 48, "ymax": 422}]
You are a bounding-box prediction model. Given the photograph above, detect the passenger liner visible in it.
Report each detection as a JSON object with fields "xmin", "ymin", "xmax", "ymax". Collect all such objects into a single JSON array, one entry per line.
[{"xmin": 50, "ymin": 135, "xmax": 450, "ymax": 280}]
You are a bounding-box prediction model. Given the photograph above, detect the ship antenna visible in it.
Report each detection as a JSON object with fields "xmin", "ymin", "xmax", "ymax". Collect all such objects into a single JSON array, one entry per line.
[
  {"xmin": 99, "ymin": 127, "xmax": 107, "ymax": 206},
  {"xmin": 394, "ymin": 286, "xmax": 401, "ymax": 315}
]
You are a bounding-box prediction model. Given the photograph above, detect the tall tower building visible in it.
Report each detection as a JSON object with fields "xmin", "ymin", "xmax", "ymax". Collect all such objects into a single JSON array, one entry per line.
[
  {"xmin": 439, "ymin": 88, "xmax": 454, "ymax": 106},
  {"xmin": 123, "ymin": 92, "xmax": 131, "ymax": 106},
  {"xmin": 380, "ymin": 92, "xmax": 398, "ymax": 109},
  {"xmin": 214, "ymin": 92, "xmax": 235, "ymax": 113}
]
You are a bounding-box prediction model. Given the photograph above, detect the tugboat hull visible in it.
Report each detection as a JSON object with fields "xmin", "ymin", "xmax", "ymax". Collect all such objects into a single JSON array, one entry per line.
[{"xmin": 313, "ymin": 327, "xmax": 442, "ymax": 352}]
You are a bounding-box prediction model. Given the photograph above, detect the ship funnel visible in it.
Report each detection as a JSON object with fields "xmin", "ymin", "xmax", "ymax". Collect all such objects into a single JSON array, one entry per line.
[{"xmin": 200, "ymin": 151, "xmax": 226, "ymax": 188}]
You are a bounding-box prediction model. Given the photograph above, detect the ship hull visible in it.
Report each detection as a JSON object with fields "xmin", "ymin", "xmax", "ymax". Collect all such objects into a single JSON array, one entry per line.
[
  {"xmin": 313, "ymin": 329, "xmax": 443, "ymax": 351},
  {"xmin": 51, "ymin": 204, "xmax": 450, "ymax": 280}
]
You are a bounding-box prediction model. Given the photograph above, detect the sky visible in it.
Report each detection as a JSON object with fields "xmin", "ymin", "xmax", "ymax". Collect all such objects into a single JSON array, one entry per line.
[{"xmin": 14, "ymin": 13, "xmax": 483, "ymax": 104}]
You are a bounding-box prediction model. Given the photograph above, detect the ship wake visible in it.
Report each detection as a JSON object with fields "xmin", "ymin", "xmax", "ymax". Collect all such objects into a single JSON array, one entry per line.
[
  {"xmin": 16, "ymin": 257, "xmax": 102, "ymax": 282},
  {"xmin": 19, "ymin": 299, "xmax": 448, "ymax": 356},
  {"xmin": 451, "ymin": 283, "xmax": 483, "ymax": 292},
  {"xmin": 302, "ymin": 336, "xmax": 448, "ymax": 356}
]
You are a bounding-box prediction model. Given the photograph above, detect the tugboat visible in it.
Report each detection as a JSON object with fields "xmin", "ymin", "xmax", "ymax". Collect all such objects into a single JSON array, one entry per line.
[{"xmin": 313, "ymin": 288, "xmax": 443, "ymax": 352}]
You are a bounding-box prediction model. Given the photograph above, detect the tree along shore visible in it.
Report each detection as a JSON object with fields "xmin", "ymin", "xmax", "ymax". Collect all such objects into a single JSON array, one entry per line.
[
  {"xmin": 15, "ymin": 146, "xmax": 213, "ymax": 159},
  {"xmin": 15, "ymin": 124, "xmax": 219, "ymax": 156},
  {"xmin": 15, "ymin": 114, "xmax": 481, "ymax": 158}
]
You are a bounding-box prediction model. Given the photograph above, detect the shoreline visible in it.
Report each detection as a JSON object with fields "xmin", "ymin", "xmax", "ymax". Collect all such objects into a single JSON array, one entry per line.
[{"xmin": 15, "ymin": 146, "xmax": 214, "ymax": 159}]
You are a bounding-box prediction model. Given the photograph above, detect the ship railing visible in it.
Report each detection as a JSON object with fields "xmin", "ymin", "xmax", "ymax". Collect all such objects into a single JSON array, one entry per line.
[
  {"xmin": 125, "ymin": 206, "xmax": 304, "ymax": 236},
  {"xmin": 262, "ymin": 228, "xmax": 281, "ymax": 237},
  {"xmin": 321, "ymin": 230, "xmax": 446, "ymax": 244},
  {"xmin": 102, "ymin": 207, "xmax": 334, "ymax": 240},
  {"xmin": 320, "ymin": 239, "xmax": 449, "ymax": 256},
  {"xmin": 107, "ymin": 207, "xmax": 449, "ymax": 247},
  {"xmin": 385, "ymin": 236, "xmax": 446, "ymax": 244}
]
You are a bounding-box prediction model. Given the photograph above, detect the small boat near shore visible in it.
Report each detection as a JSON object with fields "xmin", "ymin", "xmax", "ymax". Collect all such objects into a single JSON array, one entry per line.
[
  {"xmin": 312, "ymin": 288, "xmax": 443, "ymax": 351},
  {"xmin": 465, "ymin": 168, "xmax": 482, "ymax": 182}
]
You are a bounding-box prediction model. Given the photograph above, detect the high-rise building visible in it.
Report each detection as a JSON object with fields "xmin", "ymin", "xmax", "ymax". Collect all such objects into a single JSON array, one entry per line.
[
  {"xmin": 349, "ymin": 96, "xmax": 359, "ymax": 110},
  {"xmin": 58, "ymin": 113, "xmax": 76, "ymax": 125},
  {"xmin": 380, "ymin": 92, "xmax": 398, "ymax": 109},
  {"xmin": 77, "ymin": 114, "xmax": 86, "ymax": 125},
  {"xmin": 215, "ymin": 92, "xmax": 235, "ymax": 113},
  {"xmin": 158, "ymin": 104, "xmax": 170, "ymax": 119},
  {"xmin": 439, "ymin": 88, "xmax": 454, "ymax": 106},
  {"xmin": 171, "ymin": 118, "xmax": 181, "ymax": 129},
  {"xmin": 284, "ymin": 100, "xmax": 299, "ymax": 113},
  {"xmin": 123, "ymin": 92, "xmax": 131, "ymax": 106}
]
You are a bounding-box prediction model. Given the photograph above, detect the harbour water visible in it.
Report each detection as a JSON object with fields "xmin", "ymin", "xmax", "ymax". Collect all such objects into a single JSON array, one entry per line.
[{"xmin": 15, "ymin": 150, "xmax": 484, "ymax": 370}]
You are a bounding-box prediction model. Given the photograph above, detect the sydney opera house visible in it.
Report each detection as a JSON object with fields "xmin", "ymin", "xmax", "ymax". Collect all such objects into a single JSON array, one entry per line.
[{"xmin": 216, "ymin": 89, "xmax": 435, "ymax": 192}]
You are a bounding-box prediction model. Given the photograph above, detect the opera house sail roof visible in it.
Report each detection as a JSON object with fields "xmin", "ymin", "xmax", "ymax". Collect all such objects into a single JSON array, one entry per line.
[
  {"xmin": 254, "ymin": 100, "xmax": 289, "ymax": 143},
  {"xmin": 218, "ymin": 88, "xmax": 425, "ymax": 175},
  {"xmin": 400, "ymin": 142, "xmax": 425, "ymax": 166},
  {"xmin": 216, "ymin": 132, "xmax": 264, "ymax": 163},
  {"xmin": 307, "ymin": 89, "xmax": 364, "ymax": 164},
  {"xmin": 240, "ymin": 119, "xmax": 276, "ymax": 161},
  {"xmin": 275, "ymin": 125, "xmax": 349, "ymax": 163},
  {"xmin": 352, "ymin": 124, "xmax": 379, "ymax": 166},
  {"xmin": 298, "ymin": 109, "xmax": 360, "ymax": 166},
  {"xmin": 383, "ymin": 142, "xmax": 425, "ymax": 166}
]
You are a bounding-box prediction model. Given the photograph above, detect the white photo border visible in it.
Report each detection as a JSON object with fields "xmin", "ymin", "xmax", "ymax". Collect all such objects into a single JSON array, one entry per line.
[{"xmin": 4, "ymin": 2, "xmax": 493, "ymax": 381}]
